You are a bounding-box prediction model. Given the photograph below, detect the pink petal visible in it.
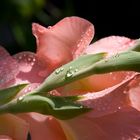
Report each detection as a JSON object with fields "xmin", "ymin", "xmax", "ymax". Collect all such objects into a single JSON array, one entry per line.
[
  {"xmin": 0, "ymin": 135, "xmax": 13, "ymax": 140},
  {"xmin": 80, "ymin": 78, "xmax": 132, "ymax": 118},
  {"xmin": 61, "ymin": 107, "xmax": 140, "ymax": 140},
  {"xmin": 58, "ymin": 72, "xmax": 134, "ymax": 95},
  {"xmin": 59, "ymin": 36, "xmax": 136, "ymax": 95},
  {"xmin": 16, "ymin": 83, "xmax": 40, "ymax": 97},
  {"xmin": 0, "ymin": 47, "xmax": 19, "ymax": 89},
  {"xmin": 0, "ymin": 46, "xmax": 9, "ymax": 59},
  {"xmin": 13, "ymin": 52, "xmax": 48, "ymax": 84},
  {"xmin": 127, "ymin": 75, "xmax": 140, "ymax": 111},
  {"xmin": 18, "ymin": 113, "xmax": 66, "ymax": 140},
  {"xmin": 32, "ymin": 16, "xmax": 94, "ymax": 73},
  {"xmin": 0, "ymin": 114, "xmax": 29, "ymax": 140},
  {"xmin": 60, "ymin": 75, "xmax": 140, "ymax": 140},
  {"xmin": 85, "ymin": 36, "xmax": 135, "ymax": 56},
  {"xmin": 83, "ymin": 36, "xmax": 136, "ymax": 91}
]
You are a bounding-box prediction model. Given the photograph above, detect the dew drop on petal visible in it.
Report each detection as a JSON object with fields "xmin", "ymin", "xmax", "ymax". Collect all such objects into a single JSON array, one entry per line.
[
  {"xmin": 47, "ymin": 26, "xmax": 52, "ymax": 29},
  {"xmin": 118, "ymin": 106, "xmax": 121, "ymax": 110}
]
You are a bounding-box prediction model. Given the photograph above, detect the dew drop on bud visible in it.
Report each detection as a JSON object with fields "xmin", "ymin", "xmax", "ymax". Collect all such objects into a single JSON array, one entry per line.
[
  {"xmin": 18, "ymin": 96, "xmax": 24, "ymax": 101},
  {"xmin": 66, "ymin": 72, "xmax": 73, "ymax": 78}
]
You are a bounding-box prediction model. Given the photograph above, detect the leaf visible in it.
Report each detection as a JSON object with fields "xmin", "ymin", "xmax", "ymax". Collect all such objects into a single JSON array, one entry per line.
[
  {"xmin": 93, "ymin": 51, "xmax": 140, "ymax": 73},
  {"xmin": 0, "ymin": 94, "xmax": 90, "ymax": 120},
  {"xmin": 0, "ymin": 84, "xmax": 27, "ymax": 106},
  {"xmin": 34, "ymin": 51, "xmax": 140, "ymax": 94},
  {"xmin": 36, "ymin": 52, "xmax": 106, "ymax": 93}
]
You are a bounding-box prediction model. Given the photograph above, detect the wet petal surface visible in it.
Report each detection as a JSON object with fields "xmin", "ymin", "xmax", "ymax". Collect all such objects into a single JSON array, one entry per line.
[
  {"xmin": 59, "ymin": 36, "xmax": 136, "ymax": 94},
  {"xmin": 32, "ymin": 16, "xmax": 94, "ymax": 73},
  {"xmin": 0, "ymin": 114, "xmax": 29, "ymax": 140},
  {"xmin": 0, "ymin": 47, "xmax": 19, "ymax": 89},
  {"xmin": 13, "ymin": 52, "xmax": 48, "ymax": 84},
  {"xmin": 60, "ymin": 75, "xmax": 140, "ymax": 140},
  {"xmin": 18, "ymin": 113, "xmax": 66, "ymax": 140}
]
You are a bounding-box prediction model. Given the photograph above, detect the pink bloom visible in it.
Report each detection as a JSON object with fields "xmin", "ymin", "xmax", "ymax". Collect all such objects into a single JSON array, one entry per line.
[
  {"xmin": 0, "ymin": 114, "xmax": 28, "ymax": 140},
  {"xmin": 0, "ymin": 17, "xmax": 94, "ymax": 140},
  {"xmin": 1, "ymin": 16, "xmax": 140, "ymax": 140}
]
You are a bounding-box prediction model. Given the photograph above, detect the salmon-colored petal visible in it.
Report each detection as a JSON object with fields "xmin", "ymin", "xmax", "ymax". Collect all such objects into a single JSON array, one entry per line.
[
  {"xmin": 0, "ymin": 135, "xmax": 13, "ymax": 140},
  {"xmin": 80, "ymin": 78, "xmax": 132, "ymax": 118},
  {"xmin": 32, "ymin": 16, "xmax": 94, "ymax": 73},
  {"xmin": 78, "ymin": 74, "xmax": 137, "ymax": 117},
  {"xmin": 59, "ymin": 36, "xmax": 136, "ymax": 95},
  {"xmin": 16, "ymin": 83, "xmax": 40, "ymax": 98},
  {"xmin": 126, "ymin": 76, "xmax": 140, "ymax": 111},
  {"xmin": 18, "ymin": 113, "xmax": 66, "ymax": 140},
  {"xmin": 0, "ymin": 47, "xmax": 9, "ymax": 59},
  {"xmin": 13, "ymin": 52, "xmax": 48, "ymax": 84},
  {"xmin": 86, "ymin": 36, "xmax": 134, "ymax": 56},
  {"xmin": 60, "ymin": 75, "xmax": 140, "ymax": 140},
  {"xmin": 0, "ymin": 114, "xmax": 29, "ymax": 140},
  {"xmin": 0, "ymin": 47, "xmax": 19, "ymax": 89},
  {"xmin": 61, "ymin": 107, "xmax": 140, "ymax": 140},
  {"xmin": 84, "ymin": 36, "xmax": 136, "ymax": 91},
  {"xmin": 82, "ymin": 36, "xmax": 136, "ymax": 91},
  {"xmin": 58, "ymin": 72, "xmax": 135, "ymax": 95}
]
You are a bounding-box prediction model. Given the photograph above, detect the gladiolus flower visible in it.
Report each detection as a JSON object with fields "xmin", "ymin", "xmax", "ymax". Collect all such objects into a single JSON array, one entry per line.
[{"xmin": 1, "ymin": 16, "xmax": 140, "ymax": 140}]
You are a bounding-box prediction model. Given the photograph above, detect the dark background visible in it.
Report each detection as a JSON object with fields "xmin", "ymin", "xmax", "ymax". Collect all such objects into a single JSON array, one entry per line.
[{"xmin": 0, "ymin": 0, "xmax": 140, "ymax": 54}]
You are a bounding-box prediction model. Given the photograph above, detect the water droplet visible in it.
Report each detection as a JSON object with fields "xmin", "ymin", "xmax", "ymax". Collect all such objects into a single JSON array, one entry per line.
[
  {"xmin": 33, "ymin": 58, "xmax": 36, "ymax": 62},
  {"xmin": 118, "ymin": 106, "xmax": 121, "ymax": 110},
  {"xmin": 77, "ymin": 44, "xmax": 80, "ymax": 47},
  {"xmin": 55, "ymin": 69, "xmax": 60, "ymax": 74},
  {"xmin": 55, "ymin": 68, "xmax": 64, "ymax": 74},
  {"xmin": 74, "ymin": 68, "xmax": 78, "ymax": 72},
  {"xmin": 60, "ymin": 67, "xmax": 64, "ymax": 71},
  {"xmin": 69, "ymin": 66, "xmax": 72, "ymax": 69},
  {"xmin": 66, "ymin": 72, "xmax": 73, "ymax": 78},
  {"xmin": 27, "ymin": 57, "xmax": 31, "ymax": 62},
  {"xmin": 123, "ymin": 90, "xmax": 127, "ymax": 94},
  {"xmin": 18, "ymin": 96, "xmax": 24, "ymax": 101},
  {"xmin": 48, "ymin": 26, "xmax": 52, "ymax": 29},
  {"xmin": 31, "ymin": 62, "xmax": 34, "ymax": 66},
  {"xmin": 18, "ymin": 56, "xmax": 22, "ymax": 60}
]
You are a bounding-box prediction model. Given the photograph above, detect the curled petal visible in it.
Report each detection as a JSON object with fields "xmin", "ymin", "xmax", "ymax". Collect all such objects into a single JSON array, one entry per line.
[
  {"xmin": 0, "ymin": 135, "xmax": 13, "ymax": 140},
  {"xmin": 82, "ymin": 36, "xmax": 136, "ymax": 91},
  {"xmin": 127, "ymin": 76, "xmax": 140, "ymax": 111},
  {"xmin": 86, "ymin": 36, "xmax": 135, "ymax": 56},
  {"xmin": 83, "ymin": 36, "xmax": 136, "ymax": 91},
  {"xmin": 0, "ymin": 114, "xmax": 29, "ymax": 140},
  {"xmin": 32, "ymin": 16, "xmax": 94, "ymax": 73},
  {"xmin": 0, "ymin": 47, "xmax": 19, "ymax": 89},
  {"xmin": 18, "ymin": 113, "xmax": 66, "ymax": 140},
  {"xmin": 61, "ymin": 107, "xmax": 140, "ymax": 140},
  {"xmin": 59, "ymin": 36, "xmax": 136, "ymax": 95},
  {"xmin": 13, "ymin": 52, "xmax": 48, "ymax": 84},
  {"xmin": 0, "ymin": 47, "xmax": 9, "ymax": 59},
  {"xmin": 60, "ymin": 75, "xmax": 140, "ymax": 140}
]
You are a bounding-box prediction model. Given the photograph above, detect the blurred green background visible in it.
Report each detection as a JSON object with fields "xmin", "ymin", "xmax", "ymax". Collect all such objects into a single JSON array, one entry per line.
[{"xmin": 0, "ymin": 0, "xmax": 140, "ymax": 54}]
